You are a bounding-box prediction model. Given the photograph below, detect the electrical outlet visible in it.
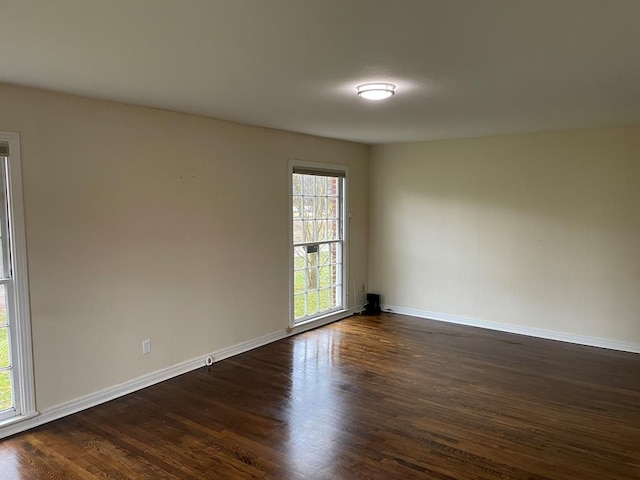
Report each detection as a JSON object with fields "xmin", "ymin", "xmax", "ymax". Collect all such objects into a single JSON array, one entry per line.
[{"xmin": 142, "ymin": 339, "xmax": 151, "ymax": 355}]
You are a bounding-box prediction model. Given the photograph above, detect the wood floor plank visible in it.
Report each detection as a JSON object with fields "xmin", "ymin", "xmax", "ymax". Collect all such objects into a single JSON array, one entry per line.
[{"xmin": 1, "ymin": 313, "xmax": 639, "ymax": 479}]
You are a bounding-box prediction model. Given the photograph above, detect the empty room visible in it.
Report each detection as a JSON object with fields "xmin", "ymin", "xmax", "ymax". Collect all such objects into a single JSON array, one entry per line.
[{"xmin": 0, "ymin": 1, "xmax": 638, "ymax": 479}]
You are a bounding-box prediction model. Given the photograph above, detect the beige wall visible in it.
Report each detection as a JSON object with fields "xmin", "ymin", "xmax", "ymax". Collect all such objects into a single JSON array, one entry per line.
[
  {"xmin": 370, "ymin": 127, "xmax": 640, "ymax": 344},
  {"xmin": 0, "ymin": 83, "xmax": 369, "ymax": 411},
  {"xmin": 4, "ymin": 78, "xmax": 638, "ymax": 414}
]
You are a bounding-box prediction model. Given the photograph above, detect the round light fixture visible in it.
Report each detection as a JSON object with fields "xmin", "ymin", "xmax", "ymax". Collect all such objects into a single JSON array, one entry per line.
[{"xmin": 356, "ymin": 82, "xmax": 396, "ymax": 100}]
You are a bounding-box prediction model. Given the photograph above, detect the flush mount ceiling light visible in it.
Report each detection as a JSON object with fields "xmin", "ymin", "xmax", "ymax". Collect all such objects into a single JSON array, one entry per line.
[{"xmin": 356, "ymin": 82, "xmax": 396, "ymax": 100}]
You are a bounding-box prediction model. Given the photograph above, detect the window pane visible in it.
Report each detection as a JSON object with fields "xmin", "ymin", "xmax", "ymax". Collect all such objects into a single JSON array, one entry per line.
[
  {"xmin": 319, "ymin": 244, "xmax": 330, "ymax": 265},
  {"xmin": 303, "ymin": 175, "xmax": 315, "ymax": 196},
  {"xmin": 327, "ymin": 220, "xmax": 339, "ymax": 241},
  {"xmin": 0, "ymin": 285, "xmax": 6, "ymax": 326},
  {"xmin": 328, "ymin": 198, "xmax": 338, "ymax": 219},
  {"xmin": 328, "ymin": 178, "xmax": 338, "ymax": 196},
  {"xmin": 307, "ymin": 267, "xmax": 319, "ymax": 291},
  {"xmin": 319, "ymin": 289, "xmax": 330, "ymax": 311},
  {"xmin": 294, "ymin": 271, "xmax": 305, "ymax": 294},
  {"xmin": 0, "ymin": 327, "xmax": 9, "ymax": 369},
  {"xmin": 315, "ymin": 176, "xmax": 327, "ymax": 196},
  {"xmin": 0, "ymin": 369, "xmax": 10, "ymax": 411},
  {"xmin": 331, "ymin": 264, "xmax": 342, "ymax": 286},
  {"xmin": 294, "ymin": 294, "xmax": 306, "ymax": 319},
  {"xmin": 316, "ymin": 196, "xmax": 327, "ymax": 220},
  {"xmin": 293, "ymin": 221, "xmax": 304, "ymax": 243},
  {"xmin": 303, "ymin": 197, "xmax": 315, "ymax": 219},
  {"xmin": 292, "ymin": 174, "xmax": 303, "ymax": 195},
  {"xmin": 315, "ymin": 219, "xmax": 328, "ymax": 242},
  {"xmin": 307, "ymin": 249, "xmax": 318, "ymax": 268},
  {"xmin": 319, "ymin": 266, "xmax": 330, "ymax": 288},
  {"xmin": 0, "ymin": 232, "xmax": 5, "ymax": 278},
  {"xmin": 303, "ymin": 220, "xmax": 314, "ymax": 242},
  {"xmin": 331, "ymin": 286, "xmax": 342, "ymax": 308},
  {"xmin": 293, "ymin": 196, "xmax": 302, "ymax": 219},
  {"xmin": 330, "ymin": 242, "xmax": 341, "ymax": 265},
  {"xmin": 307, "ymin": 291, "xmax": 318, "ymax": 315},
  {"xmin": 294, "ymin": 246, "xmax": 305, "ymax": 270}
]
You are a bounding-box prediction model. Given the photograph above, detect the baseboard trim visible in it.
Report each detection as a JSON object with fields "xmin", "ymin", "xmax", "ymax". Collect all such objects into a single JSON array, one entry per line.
[
  {"xmin": 290, "ymin": 307, "xmax": 360, "ymax": 334},
  {"xmin": 382, "ymin": 304, "xmax": 640, "ymax": 354},
  {"xmin": 0, "ymin": 309, "xmax": 356, "ymax": 440}
]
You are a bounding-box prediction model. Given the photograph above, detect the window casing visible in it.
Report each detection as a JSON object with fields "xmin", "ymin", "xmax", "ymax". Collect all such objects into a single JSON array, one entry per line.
[
  {"xmin": 289, "ymin": 161, "xmax": 348, "ymax": 327},
  {"xmin": 0, "ymin": 132, "xmax": 36, "ymax": 426}
]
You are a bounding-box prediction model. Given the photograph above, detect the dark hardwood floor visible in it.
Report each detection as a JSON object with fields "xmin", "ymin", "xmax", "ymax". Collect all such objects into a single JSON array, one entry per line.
[{"xmin": 1, "ymin": 313, "xmax": 639, "ymax": 479}]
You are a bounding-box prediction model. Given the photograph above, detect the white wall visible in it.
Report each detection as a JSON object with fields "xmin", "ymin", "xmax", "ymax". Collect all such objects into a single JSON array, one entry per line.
[
  {"xmin": 0, "ymin": 83, "xmax": 369, "ymax": 411},
  {"xmin": 370, "ymin": 127, "xmax": 640, "ymax": 345}
]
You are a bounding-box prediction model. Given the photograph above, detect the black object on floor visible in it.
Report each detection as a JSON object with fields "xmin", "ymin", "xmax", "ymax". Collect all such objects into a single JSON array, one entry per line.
[{"xmin": 365, "ymin": 293, "xmax": 381, "ymax": 314}]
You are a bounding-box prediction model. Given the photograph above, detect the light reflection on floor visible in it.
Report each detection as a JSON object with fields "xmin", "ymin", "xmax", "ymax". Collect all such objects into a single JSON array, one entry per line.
[
  {"xmin": 285, "ymin": 327, "xmax": 347, "ymax": 477},
  {"xmin": 0, "ymin": 448, "xmax": 23, "ymax": 480}
]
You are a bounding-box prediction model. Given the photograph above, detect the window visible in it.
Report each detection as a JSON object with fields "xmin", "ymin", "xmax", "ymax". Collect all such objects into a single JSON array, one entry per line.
[
  {"xmin": 290, "ymin": 162, "xmax": 347, "ymax": 326},
  {"xmin": 0, "ymin": 133, "xmax": 35, "ymax": 425}
]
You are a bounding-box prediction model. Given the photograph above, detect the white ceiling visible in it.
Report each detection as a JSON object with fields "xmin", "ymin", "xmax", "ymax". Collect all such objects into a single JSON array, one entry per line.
[{"xmin": 1, "ymin": 0, "xmax": 639, "ymax": 144}]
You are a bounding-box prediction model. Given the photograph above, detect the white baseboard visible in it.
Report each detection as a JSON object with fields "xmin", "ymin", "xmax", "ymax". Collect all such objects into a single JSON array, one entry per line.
[
  {"xmin": 382, "ymin": 304, "xmax": 640, "ymax": 354},
  {"xmin": 0, "ymin": 308, "xmax": 358, "ymax": 440},
  {"xmin": 290, "ymin": 306, "xmax": 361, "ymax": 334}
]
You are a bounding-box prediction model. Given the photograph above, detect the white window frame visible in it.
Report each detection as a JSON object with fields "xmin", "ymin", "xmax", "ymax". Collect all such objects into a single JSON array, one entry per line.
[
  {"xmin": 288, "ymin": 159, "xmax": 349, "ymax": 330},
  {"xmin": 0, "ymin": 132, "xmax": 36, "ymax": 426}
]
